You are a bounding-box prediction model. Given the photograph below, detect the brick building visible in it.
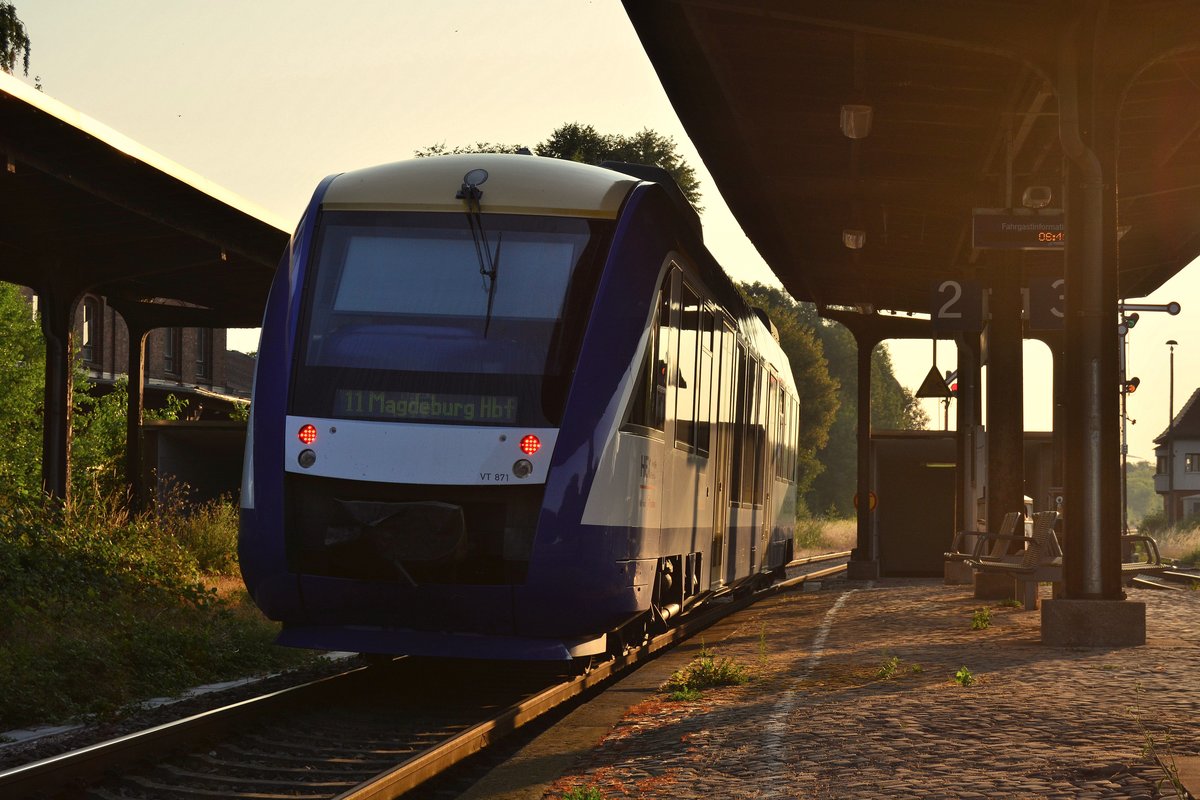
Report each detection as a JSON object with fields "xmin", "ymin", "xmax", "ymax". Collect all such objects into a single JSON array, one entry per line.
[{"xmin": 24, "ymin": 288, "xmax": 254, "ymax": 418}]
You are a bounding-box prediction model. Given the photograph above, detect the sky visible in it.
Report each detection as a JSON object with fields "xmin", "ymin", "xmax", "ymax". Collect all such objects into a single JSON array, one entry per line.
[{"xmin": 9, "ymin": 0, "xmax": 1196, "ymax": 464}]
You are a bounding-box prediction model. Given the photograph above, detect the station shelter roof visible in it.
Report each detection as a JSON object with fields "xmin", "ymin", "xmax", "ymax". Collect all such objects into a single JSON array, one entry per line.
[
  {"xmin": 624, "ymin": 1, "xmax": 1200, "ymax": 314},
  {"xmin": 0, "ymin": 72, "xmax": 289, "ymax": 329}
]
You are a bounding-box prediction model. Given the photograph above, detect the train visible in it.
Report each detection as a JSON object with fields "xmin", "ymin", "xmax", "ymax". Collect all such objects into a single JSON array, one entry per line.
[{"xmin": 238, "ymin": 153, "xmax": 801, "ymax": 661}]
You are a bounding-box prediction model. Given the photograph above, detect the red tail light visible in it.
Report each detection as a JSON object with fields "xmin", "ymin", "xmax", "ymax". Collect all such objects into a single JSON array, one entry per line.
[
  {"xmin": 519, "ymin": 434, "xmax": 541, "ymax": 455},
  {"xmin": 298, "ymin": 424, "xmax": 318, "ymax": 445}
]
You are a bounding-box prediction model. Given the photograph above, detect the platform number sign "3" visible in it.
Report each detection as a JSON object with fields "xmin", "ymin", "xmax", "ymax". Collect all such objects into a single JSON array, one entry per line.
[
  {"xmin": 931, "ymin": 280, "xmax": 983, "ymax": 331},
  {"xmin": 1028, "ymin": 276, "xmax": 1066, "ymax": 330}
]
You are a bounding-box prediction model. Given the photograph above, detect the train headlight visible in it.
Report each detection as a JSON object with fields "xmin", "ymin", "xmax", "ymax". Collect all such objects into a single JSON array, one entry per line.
[
  {"xmin": 519, "ymin": 434, "xmax": 541, "ymax": 455},
  {"xmin": 298, "ymin": 424, "xmax": 318, "ymax": 445},
  {"xmin": 512, "ymin": 459, "xmax": 533, "ymax": 479},
  {"xmin": 298, "ymin": 449, "xmax": 317, "ymax": 468}
]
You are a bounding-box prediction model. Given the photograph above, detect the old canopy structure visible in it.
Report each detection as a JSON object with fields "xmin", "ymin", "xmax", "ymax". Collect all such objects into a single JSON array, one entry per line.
[
  {"xmin": 626, "ymin": 1, "xmax": 1200, "ymax": 643},
  {"xmin": 0, "ymin": 73, "xmax": 289, "ymax": 499}
]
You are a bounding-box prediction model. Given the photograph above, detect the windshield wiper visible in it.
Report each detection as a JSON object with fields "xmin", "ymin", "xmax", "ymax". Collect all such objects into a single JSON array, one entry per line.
[
  {"xmin": 482, "ymin": 234, "xmax": 502, "ymax": 337},
  {"xmin": 457, "ymin": 173, "xmax": 501, "ymax": 336}
]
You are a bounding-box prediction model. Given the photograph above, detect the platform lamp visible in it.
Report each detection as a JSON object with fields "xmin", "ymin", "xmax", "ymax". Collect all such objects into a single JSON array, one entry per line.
[{"xmin": 1167, "ymin": 339, "xmax": 1178, "ymax": 526}]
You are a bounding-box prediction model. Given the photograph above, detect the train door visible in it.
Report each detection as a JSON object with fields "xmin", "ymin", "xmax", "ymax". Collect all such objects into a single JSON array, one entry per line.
[
  {"xmin": 657, "ymin": 266, "xmax": 680, "ymax": 535},
  {"xmin": 744, "ymin": 356, "xmax": 762, "ymax": 571},
  {"xmin": 760, "ymin": 373, "xmax": 779, "ymax": 567},
  {"xmin": 709, "ymin": 318, "xmax": 736, "ymax": 587}
]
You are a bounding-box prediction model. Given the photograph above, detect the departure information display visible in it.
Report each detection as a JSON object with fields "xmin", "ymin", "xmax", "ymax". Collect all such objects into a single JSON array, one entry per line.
[{"xmin": 972, "ymin": 209, "xmax": 1065, "ymax": 250}]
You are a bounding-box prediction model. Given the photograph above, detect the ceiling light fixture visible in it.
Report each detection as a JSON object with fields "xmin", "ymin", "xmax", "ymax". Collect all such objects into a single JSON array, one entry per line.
[
  {"xmin": 1022, "ymin": 185, "xmax": 1052, "ymax": 209},
  {"xmin": 840, "ymin": 104, "xmax": 873, "ymax": 139}
]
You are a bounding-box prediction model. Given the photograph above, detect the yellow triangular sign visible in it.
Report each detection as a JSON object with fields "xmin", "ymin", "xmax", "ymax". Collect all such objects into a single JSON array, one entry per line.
[{"xmin": 916, "ymin": 365, "xmax": 953, "ymax": 398}]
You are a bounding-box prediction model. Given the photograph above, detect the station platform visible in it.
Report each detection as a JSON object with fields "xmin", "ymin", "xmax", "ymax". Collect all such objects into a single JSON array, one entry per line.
[{"xmin": 461, "ymin": 578, "xmax": 1200, "ymax": 799}]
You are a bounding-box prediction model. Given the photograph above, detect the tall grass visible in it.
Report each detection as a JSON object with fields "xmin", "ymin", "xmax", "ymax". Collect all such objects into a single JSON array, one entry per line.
[
  {"xmin": 1138, "ymin": 511, "xmax": 1200, "ymax": 565},
  {"xmin": 794, "ymin": 514, "xmax": 857, "ymax": 556},
  {"xmin": 1154, "ymin": 528, "xmax": 1200, "ymax": 565}
]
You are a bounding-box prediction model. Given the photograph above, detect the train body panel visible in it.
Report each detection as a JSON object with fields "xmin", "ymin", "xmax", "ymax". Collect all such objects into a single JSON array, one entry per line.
[
  {"xmin": 240, "ymin": 154, "xmax": 802, "ymax": 660},
  {"xmin": 282, "ymin": 416, "xmax": 559, "ymax": 485}
]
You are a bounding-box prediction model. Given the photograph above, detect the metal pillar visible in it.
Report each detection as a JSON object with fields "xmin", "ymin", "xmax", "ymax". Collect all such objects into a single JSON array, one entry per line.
[
  {"xmin": 1167, "ymin": 340, "xmax": 1176, "ymax": 525},
  {"xmin": 849, "ymin": 331, "xmax": 880, "ymax": 578},
  {"xmin": 126, "ymin": 325, "xmax": 148, "ymax": 509},
  {"xmin": 955, "ymin": 331, "xmax": 982, "ymax": 533},
  {"xmin": 1058, "ymin": 16, "xmax": 1122, "ymax": 600},
  {"xmin": 38, "ymin": 288, "xmax": 79, "ymax": 500},
  {"xmin": 985, "ymin": 254, "xmax": 1025, "ymax": 537}
]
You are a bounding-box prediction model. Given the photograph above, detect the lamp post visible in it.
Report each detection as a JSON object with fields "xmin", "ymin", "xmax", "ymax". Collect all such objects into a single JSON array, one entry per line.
[{"xmin": 1167, "ymin": 339, "xmax": 1178, "ymax": 526}]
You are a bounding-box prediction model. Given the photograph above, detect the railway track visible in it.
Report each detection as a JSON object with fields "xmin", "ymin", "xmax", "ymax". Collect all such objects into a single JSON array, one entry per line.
[
  {"xmin": 1130, "ymin": 566, "xmax": 1200, "ymax": 591},
  {"xmin": 0, "ymin": 552, "xmax": 848, "ymax": 799}
]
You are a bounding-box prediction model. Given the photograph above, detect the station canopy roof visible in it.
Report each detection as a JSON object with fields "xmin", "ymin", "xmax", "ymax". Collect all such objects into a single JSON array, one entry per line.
[
  {"xmin": 625, "ymin": 1, "xmax": 1200, "ymax": 314},
  {"xmin": 0, "ymin": 73, "xmax": 289, "ymax": 329}
]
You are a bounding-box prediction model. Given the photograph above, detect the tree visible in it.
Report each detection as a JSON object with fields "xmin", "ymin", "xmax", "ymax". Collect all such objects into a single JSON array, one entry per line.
[
  {"xmin": 0, "ymin": 282, "xmax": 154, "ymax": 501},
  {"xmin": 1124, "ymin": 460, "xmax": 1158, "ymax": 526},
  {"xmin": 0, "ymin": 282, "xmax": 45, "ymax": 496},
  {"xmin": 416, "ymin": 122, "xmax": 702, "ymax": 209},
  {"xmin": 416, "ymin": 141, "xmax": 526, "ymax": 157},
  {"xmin": 0, "ymin": 2, "xmax": 30, "ymax": 76}
]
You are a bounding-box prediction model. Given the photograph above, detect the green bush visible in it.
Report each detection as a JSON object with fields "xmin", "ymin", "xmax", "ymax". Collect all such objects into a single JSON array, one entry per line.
[
  {"xmin": 794, "ymin": 513, "xmax": 827, "ymax": 550},
  {"xmin": 1138, "ymin": 509, "xmax": 1167, "ymax": 535},
  {"xmin": 560, "ymin": 787, "xmax": 604, "ymax": 800},
  {"xmin": 154, "ymin": 486, "xmax": 241, "ymax": 574},
  {"xmin": 664, "ymin": 645, "xmax": 750, "ymax": 700},
  {"xmin": 0, "ymin": 492, "xmax": 314, "ymax": 728}
]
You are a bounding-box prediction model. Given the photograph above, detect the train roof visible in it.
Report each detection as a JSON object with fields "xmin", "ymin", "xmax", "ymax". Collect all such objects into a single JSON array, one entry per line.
[{"xmin": 322, "ymin": 153, "xmax": 640, "ymax": 218}]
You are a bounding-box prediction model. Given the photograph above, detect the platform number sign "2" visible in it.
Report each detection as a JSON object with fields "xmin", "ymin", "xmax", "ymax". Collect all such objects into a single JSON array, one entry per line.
[{"xmin": 931, "ymin": 280, "xmax": 983, "ymax": 331}]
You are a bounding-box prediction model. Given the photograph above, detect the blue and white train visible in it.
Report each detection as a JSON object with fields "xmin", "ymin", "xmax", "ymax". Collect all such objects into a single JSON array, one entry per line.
[{"xmin": 239, "ymin": 154, "xmax": 801, "ymax": 660}]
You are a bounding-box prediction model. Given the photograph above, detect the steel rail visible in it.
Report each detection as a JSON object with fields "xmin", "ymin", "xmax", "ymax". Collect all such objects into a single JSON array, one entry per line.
[
  {"xmin": 1131, "ymin": 568, "xmax": 1200, "ymax": 591},
  {"xmin": 0, "ymin": 664, "xmax": 375, "ymax": 798},
  {"xmin": 334, "ymin": 556, "xmax": 848, "ymax": 800},
  {"xmin": 786, "ymin": 550, "xmax": 852, "ymax": 569}
]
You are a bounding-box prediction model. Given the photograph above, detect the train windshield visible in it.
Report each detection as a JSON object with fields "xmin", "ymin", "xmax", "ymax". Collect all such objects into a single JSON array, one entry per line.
[{"xmin": 291, "ymin": 211, "xmax": 612, "ymax": 427}]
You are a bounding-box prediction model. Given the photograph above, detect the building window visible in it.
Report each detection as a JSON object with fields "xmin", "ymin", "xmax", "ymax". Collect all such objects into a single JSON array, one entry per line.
[
  {"xmin": 1186, "ymin": 453, "xmax": 1200, "ymax": 473},
  {"xmin": 1157, "ymin": 455, "xmax": 1167, "ymax": 475},
  {"xmin": 80, "ymin": 298, "xmax": 100, "ymax": 365},
  {"xmin": 163, "ymin": 327, "xmax": 183, "ymax": 377},
  {"xmin": 196, "ymin": 328, "xmax": 213, "ymax": 382}
]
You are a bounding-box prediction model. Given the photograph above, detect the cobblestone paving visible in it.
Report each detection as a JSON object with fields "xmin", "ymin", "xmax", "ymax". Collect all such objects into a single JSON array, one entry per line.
[{"xmin": 545, "ymin": 581, "xmax": 1199, "ymax": 799}]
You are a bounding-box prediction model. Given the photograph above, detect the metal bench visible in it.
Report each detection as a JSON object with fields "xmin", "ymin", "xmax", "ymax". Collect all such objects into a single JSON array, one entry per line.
[
  {"xmin": 967, "ymin": 510, "xmax": 1061, "ymax": 610},
  {"xmin": 1121, "ymin": 533, "xmax": 1168, "ymax": 581},
  {"xmin": 943, "ymin": 511, "xmax": 1026, "ymax": 585}
]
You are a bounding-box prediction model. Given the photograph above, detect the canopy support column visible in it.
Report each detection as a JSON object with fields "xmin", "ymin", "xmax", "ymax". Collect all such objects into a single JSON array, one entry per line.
[
  {"xmin": 848, "ymin": 331, "xmax": 880, "ymax": 579},
  {"xmin": 1042, "ymin": 10, "xmax": 1144, "ymax": 645},
  {"xmin": 126, "ymin": 324, "xmax": 148, "ymax": 509},
  {"xmin": 984, "ymin": 253, "xmax": 1025, "ymax": 538},
  {"xmin": 39, "ymin": 287, "xmax": 80, "ymax": 501},
  {"xmin": 955, "ymin": 331, "xmax": 982, "ymax": 535}
]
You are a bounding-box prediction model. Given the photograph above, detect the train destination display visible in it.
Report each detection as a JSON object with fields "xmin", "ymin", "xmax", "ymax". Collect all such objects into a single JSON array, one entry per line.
[{"xmin": 337, "ymin": 389, "xmax": 518, "ymax": 423}]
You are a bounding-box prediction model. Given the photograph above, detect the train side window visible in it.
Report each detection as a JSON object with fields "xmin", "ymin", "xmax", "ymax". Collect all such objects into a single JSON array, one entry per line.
[
  {"xmin": 792, "ymin": 396, "xmax": 800, "ymax": 479},
  {"xmin": 623, "ymin": 269, "xmax": 673, "ymax": 433},
  {"xmin": 782, "ymin": 394, "xmax": 797, "ymax": 481},
  {"xmin": 675, "ymin": 283, "xmax": 700, "ymax": 451},
  {"xmin": 656, "ymin": 270, "xmax": 674, "ymax": 429},
  {"xmin": 776, "ymin": 387, "xmax": 795, "ymax": 483}
]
